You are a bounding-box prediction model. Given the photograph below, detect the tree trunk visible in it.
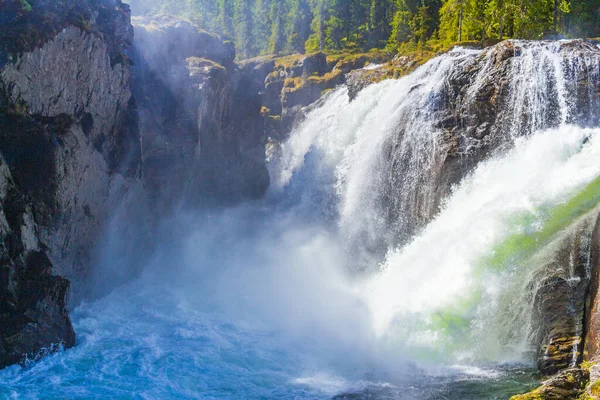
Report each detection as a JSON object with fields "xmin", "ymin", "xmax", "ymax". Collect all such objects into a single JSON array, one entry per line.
[{"xmin": 458, "ymin": 8, "xmax": 463, "ymax": 42}]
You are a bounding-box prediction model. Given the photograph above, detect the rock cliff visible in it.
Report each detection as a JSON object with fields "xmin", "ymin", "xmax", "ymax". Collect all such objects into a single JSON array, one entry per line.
[
  {"xmin": 0, "ymin": 0, "xmax": 140, "ymax": 369},
  {"xmin": 131, "ymin": 15, "xmax": 269, "ymax": 207},
  {"xmin": 0, "ymin": 2, "xmax": 272, "ymax": 370}
]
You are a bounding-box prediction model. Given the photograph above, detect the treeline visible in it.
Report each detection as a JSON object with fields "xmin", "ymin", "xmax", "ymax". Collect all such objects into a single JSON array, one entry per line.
[{"xmin": 127, "ymin": 0, "xmax": 600, "ymax": 59}]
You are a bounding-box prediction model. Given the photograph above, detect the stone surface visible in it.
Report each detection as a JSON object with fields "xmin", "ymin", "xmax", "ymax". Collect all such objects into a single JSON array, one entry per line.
[
  {"xmin": 238, "ymin": 51, "xmax": 393, "ymax": 140},
  {"xmin": 0, "ymin": 0, "xmax": 139, "ymax": 368},
  {"xmin": 1, "ymin": 24, "xmax": 142, "ymax": 290},
  {"xmin": 131, "ymin": 15, "xmax": 269, "ymax": 208},
  {"xmin": 531, "ymin": 217, "xmax": 596, "ymax": 375},
  {"xmin": 585, "ymin": 214, "xmax": 600, "ymax": 361},
  {"xmin": 510, "ymin": 368, "xmax": 589, "ymax": 399},
  {"xmin": 0, "ymin": 155, "xmax": 75, "ymax": 369}
]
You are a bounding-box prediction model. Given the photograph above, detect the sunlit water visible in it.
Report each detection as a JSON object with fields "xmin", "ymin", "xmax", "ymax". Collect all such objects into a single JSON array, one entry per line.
[
  {"xmin": 0, "ymin": 270, "xmax": 537, "ymax": 399},
  {"xmin": 3, "ymin": 42, "xmax": 600, "ymax": 398}
]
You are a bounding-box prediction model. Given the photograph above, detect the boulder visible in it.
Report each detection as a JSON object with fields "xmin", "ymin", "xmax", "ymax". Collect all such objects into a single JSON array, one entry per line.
[{"xmin": 511, "ymin": 368, "xmax": 589, "ymax": 400}]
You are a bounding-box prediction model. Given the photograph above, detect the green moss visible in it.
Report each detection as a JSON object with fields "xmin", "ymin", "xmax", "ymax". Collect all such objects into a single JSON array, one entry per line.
[
  {"xmin": 10, "ymin": 101, "xmax": 28, "ymax": 116},
  {"xmin": 510, "ymin": 392, "xmax": 545, "ymax": 400},
  {"xmin": 19, "ymin": 0, "xmax": 32, "ymax": 12},
  {"xmin": 581, "ymin": 361, "xmax": 597, "ymax": 372},
  {"xmin": 273, "ymin": 53, "xmax": 312, "ymax": 69},
  {"xmin": 260, "ymin": 106, "xmax": 271, "ymax": 117},
  {"xmin": 282, "ymin": 77, "xmax": 307, "ymax": 93},
  {"xmin": 590, "ymin": 380, "xmax": 600, "ymax": 397},
  {"xmin": 266, "ymin": 70, "xmax": 282, "ymax": 80},
  {"xmin": 77, "ymin": 14, "xmax": 92, "ymax": 32},
  {"xmin": 306, "ymin": 69, "xmax": 342, "ymax": 85}
]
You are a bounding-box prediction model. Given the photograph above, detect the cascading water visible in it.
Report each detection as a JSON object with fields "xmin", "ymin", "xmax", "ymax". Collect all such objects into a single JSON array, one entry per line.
[{"xmin": 2, "ymin": 40, "xmax": 600, "ymax": 399}]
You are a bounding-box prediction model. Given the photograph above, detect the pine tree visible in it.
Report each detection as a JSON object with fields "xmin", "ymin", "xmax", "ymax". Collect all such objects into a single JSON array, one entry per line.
[
  {"xmin": 254, "ymin": 0, "xmax": 272, "ymax": 55},
  {"xmin": 269, "ymin": 1, "xmax": 286, "ymax": 54},
  {"xmin": 234, "ymin": 0, "xmax": 255, "ymax": 58},
  {"xmin": 217, "ymin": 0, "xmax": 235, "ymax": 39},
  {"xmin": 287, "ymin": 0, "xmax": 313, "ymax": 53}
]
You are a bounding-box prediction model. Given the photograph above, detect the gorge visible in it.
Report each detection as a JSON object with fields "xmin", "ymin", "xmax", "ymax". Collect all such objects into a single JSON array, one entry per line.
[{"xmin": 2, "ymin": 0, "xmax": 600, "ymax": 399}]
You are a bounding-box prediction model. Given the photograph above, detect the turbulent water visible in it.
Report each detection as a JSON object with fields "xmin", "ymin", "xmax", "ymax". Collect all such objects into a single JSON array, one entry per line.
[{"xmin": 3, "ymin": 41, "xmax": 600, "ymax": 399}]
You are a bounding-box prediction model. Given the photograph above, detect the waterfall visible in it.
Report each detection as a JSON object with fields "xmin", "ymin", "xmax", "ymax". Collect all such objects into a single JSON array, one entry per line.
[{"xmin": 271, "ymin": 40, "xmax": 600, "ymax": 365}]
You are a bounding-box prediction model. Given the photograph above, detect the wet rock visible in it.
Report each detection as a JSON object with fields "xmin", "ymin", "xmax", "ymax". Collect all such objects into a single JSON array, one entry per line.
[
  {"xmin": 584, "ymin": 214, "xmax": 600, "ymax": 361},
  {"xmin": 0, "ymin": 157, "xmax": 75, "ymax": 370},
  {"xmin": 132, "ymin": 14, "xmax": 235, "ymax": 68},
  {"xmin": 239, "ymin": 51, "xmax": 393, "ymax": 140},
  {"xmin": 346, "ymin": 54, "xmax": 418, "ymax": 101},
  {"xmin": 297, "ymin": 52, "xmax": 328, "ymax": 77},
  {"xmin": 530, "ymin": 220, "xmax": 594, "ymax": 375},
  {"xmin": 0, "ymin": 20, "xmax": 142, "ymax": 295},
  {"xmin": 510, "ymin": 368, "xmax": 589, "ymax": 399},
  {"xmin": 282, "ymin": 70, "xmax": 344, "ymax": 109}
]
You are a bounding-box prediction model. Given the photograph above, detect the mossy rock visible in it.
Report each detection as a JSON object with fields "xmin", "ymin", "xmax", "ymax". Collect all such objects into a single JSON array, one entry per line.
[
  {"xmin": 187, "ymin": 57, "xmax": 226, "ymax": 72},
  {"xmin": 590, "ymin": 380, "xmax": 600, "ymax": 397},
  {"xmin": 511, "ymin": 368, "xmax": 589, "ymax": 400},
  {"xmin": 282, "ymin": 77, "xmax": 306, "ymax": 92}
]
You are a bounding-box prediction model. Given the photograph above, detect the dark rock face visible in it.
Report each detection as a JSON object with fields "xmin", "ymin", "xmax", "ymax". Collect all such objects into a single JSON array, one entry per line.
[
  {"xmin": 531, "ymin": 216, "xmax": 596, "ymax": 375},
  {"xmin": 131, "ymin": 15, "xmax": 269, "ymax": 208},
  {"xmin": 0, "ymin": 6, "xmax": 279, "ymax": 369},
  {"xmin": 404, "ymin": 42, "xmax": 600, "ymax": 377},
  {"xmin": 341, "ymin": 40, "xmax": 600, "ymax": 381},
  {"xmin": 0, "ymin": 156, "xmax": 75, "ymax": 369},
  {"xmin": 585, "ymin": 214, "xmax": 600, "ymax": 362},
  {"xmin": 0, "ymin": 17, "xmax": 142, "ymax": 290},
  {"xmin": 0, "ymin": 0, "xmax": 139, "ymax": 368}
]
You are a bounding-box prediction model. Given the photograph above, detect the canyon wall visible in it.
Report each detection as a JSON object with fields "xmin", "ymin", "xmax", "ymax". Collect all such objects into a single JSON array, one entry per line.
[{"xmin": 0, "ymin": 0, "xmax": 270, "ymax": 368}]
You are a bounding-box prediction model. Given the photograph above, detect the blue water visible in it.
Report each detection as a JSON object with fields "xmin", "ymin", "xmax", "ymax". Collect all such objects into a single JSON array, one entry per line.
[
  {"xmin": 0, "ymin": 205, "xmax": 537, "ymax": 399},
  {"xmin": 0, "ymin": 276, "xmax": 537, "ymax": 399}
]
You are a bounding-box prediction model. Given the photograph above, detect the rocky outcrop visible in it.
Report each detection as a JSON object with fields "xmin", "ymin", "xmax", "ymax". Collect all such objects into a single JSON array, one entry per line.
[
  {"xmin": 517, "ymin": 207, "xmax": 600, "ymax": 400},
  {"xmin": 426, "ymin": 42, "xmax": 600, "ymax": 379},
  {"xmin": 346, "ymin": 54, "xmax": 421, "ymax": 100},
  {"xmin": 0, "ymin": 155, "xmax": 75, "ymax": 369},
  {"xmin": 369, "ymin": 40, "xmax": 600, "ymax": 246},
  {"xmin": 0, "ymin": 5, "xmax": 284, "ymax": 370},
  {"xmin": 0, "ymin": 0, "xmax": 140, "ymax": 368},
  {"xmin": 239, "ymin": 50, "xmax": 393, "ymax": 139},
  {"xmin": 131, "ymin": 15, "xmax": 268, "ymax": 207},
  {"xmin": 1, "ymin": 4, "xmax": 142, "ymax": 288},
  {"xmin": 531, "ymin": 215, "xmax": 598, "ymax": 375},
  {"xmin": 511, "ymin": 368, "xmax": 589, "ymax": 399}
]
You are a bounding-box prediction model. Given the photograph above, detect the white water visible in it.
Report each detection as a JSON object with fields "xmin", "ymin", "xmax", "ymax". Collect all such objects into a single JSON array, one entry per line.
[
  {"xmin": 365, "ymin": 126, "xmax": 600, "ymax": 352},
  {"xmin": 269, "ymin": 41, "xmax": 600, "ymax": 363},
  {"xmin": 3, "ymin": 41, "xmax": 600, "ymax": 398}
]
